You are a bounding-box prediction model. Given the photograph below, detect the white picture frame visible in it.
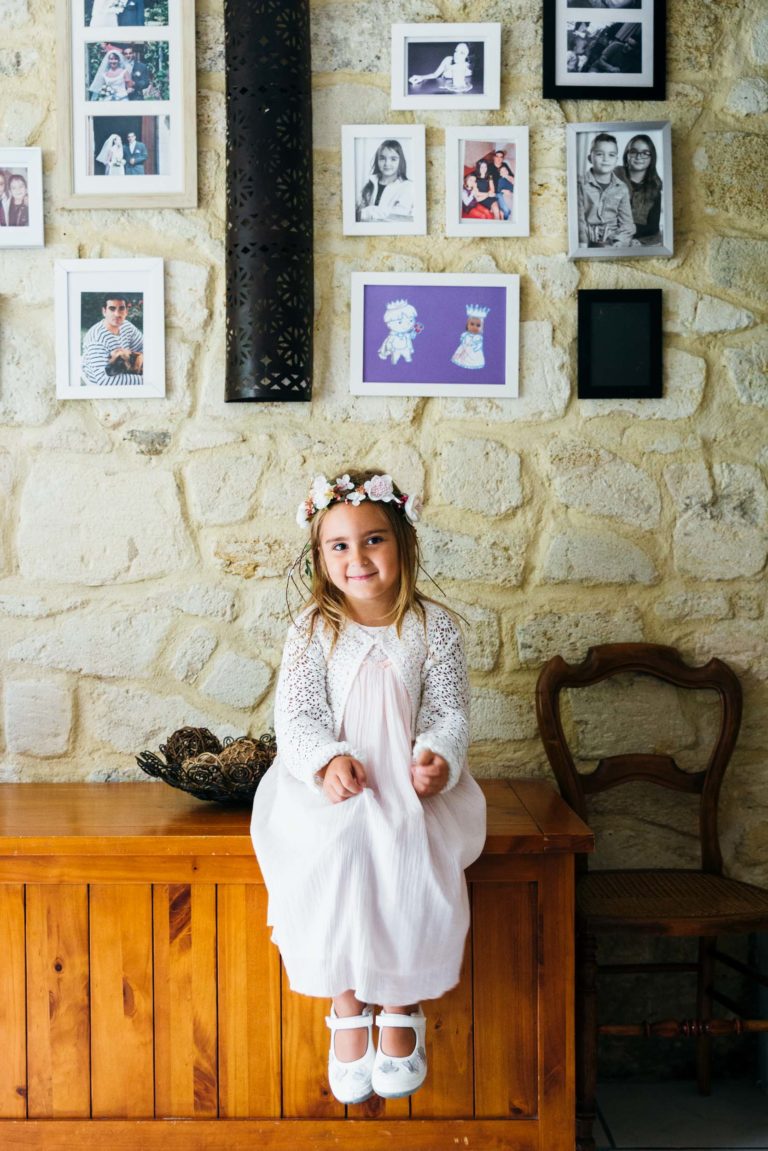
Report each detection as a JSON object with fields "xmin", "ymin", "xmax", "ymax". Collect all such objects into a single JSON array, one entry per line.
[
  {"xmin": 55, "ymin": 258, "xmax": 165, "ymax": 399},
  {"xmin": 444, "ymin": 126, "xmax": 530, "ymax": 238},
  {"xmin": 342, "ymin": 125, "xmax": 427, "ymax": 236},
  {"xmin": 566, "ymin": 120, "xmax": 673, "ymax": 259},
  {"xmin": 0, "ymin": 148, "xmax": 44, "ymax": 248},
  {"xmin": 58, "ymin": 0, "xmax": 196, "ymax": 208},
  {"xmin": 391, "ymin": 23, "xmax": 501, "ymax": 110},
  {"xmin": 350, "ymin": 272, "xmax": 519, "ymax": 398}
]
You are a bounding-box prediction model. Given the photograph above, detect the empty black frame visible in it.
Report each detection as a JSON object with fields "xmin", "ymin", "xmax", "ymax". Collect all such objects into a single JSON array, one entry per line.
[
  {"xmin": 578, "ymin": 289, "xmax": 662, "ymax": 399},
  {"xmin": 543, "ymin": 0, "xmax": 666, "ymax": 101}
]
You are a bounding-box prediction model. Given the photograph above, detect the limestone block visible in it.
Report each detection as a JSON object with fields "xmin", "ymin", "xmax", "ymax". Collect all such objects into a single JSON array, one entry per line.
[
  {"xmin": 171, "ymin": 584, "xmax": 237, "ymax": 621},
  {"xmin": 549, "ymin": 441, "xmax": 661, "ymax": 530},
  {"xmin": 516, "ymin": 607, "xmax": 644, "ymax": 668},
  {"xmin": 1, "ymin": 1, "xmax": 29, "ymax": 27},
  {"xmin": 0, "ymin": 448, "xmax": 12, "ymax": 497},
  {"xmin": 0, "ymin": 244, "xmax": 80, "ymax": 307},
  {"xmin": 0, "ymin": 594, "xmax": 84, "ymax": 619},
  {"xmin": 693, "ymin": 295, "xmax": 753, "ymax": 334},
  {"xmin": 695, "ymin": 621, "xmax": 768, "ymax": 680},
  {"xmin": 32, "ymin": 409, "xmax": 113, "ymax": 454},
  {"xmin": 527, "ymin": 254, "xmax": 581, "ymax": 301},
  {"xmin": 710, "ymin": 237, "xmax": 768, "ymax": 307},
  {"xmin": 214, "ymin": 533, "xmax": 296, "ymax": 580},
  {"xmin": 725, "ymin": 78, "xmax": 768, "ymax": 117},
  {"xmin": 86, "ymin": 684, "xmax": 241, "ymax": 754},
  {"xmin": 123, "ymin": 430, "xmax": 171, "ymax": 456},
  {"xmin": 319, "ymin": 326, "xmax": 423, "ymax": 426},
  {"xmin": 179, "ymin": 425, "xmax": 244, "ymax": 452},
  {"xmin": 197, "ymin": 13, "xmax": 225, "ymax": 72},
  {"xmin": 0, "ymin": 325, "xmax": 57, "ymax": 426},
  {"xmin": 197, "ymin": 89, "xmax": 225, "ymax": 141},
  {"xmin": 451, "ymin": 600, "xmax": 500, "ymax": 672},
  {"xmin": 312, "ymin": 84, "xmax": 390, "ymax": 151},
  {"xmin": 471, "ymin": 688, "xmax": 537, "ymax": 743},
  {"xmin": 4, "ymin": 681, "xmax": 72, "ymax": 757},
  {"xmin": 669, "ymin": 464, "xmax": 768, "ymax": 580},
  {"xmin": 8, "ymin": 609, "xmax": 174, "ymax": 678},
  {"xmin": 668, "ymin": 0, "xmax": 741, "ymax": 74},
  {"xmin": 569, "ymin": 678, "xmax": 696, "ymax": 759},
  {"xmin": 362, "ymin": 444, "xmax": 425, "ymax": 501},
  {"xmin": 664, "ymin": 461, "xmax": 713, "ymax": 511},
  {"xmin": 585, "ymin": 265, "xmax": 698, "ymax": 333},
  {"xmin": 543, "ymin": 529, "xmax": 656, "ymax": 585},
  {"xmin": 724, "ymin": 337, "xmax": 768, "ymax": 407},
  {"xmin": 580, "ymin": 348, "xmax": 705, "ymax": 422},
  {"xmin": 312, "ymin": 0, "xmax": 440, "ymax": 73},
  {"xmin": 166, "ymin": 261, "xmax": 210, "ymax": 330},
  {"xmin": 18, "ymin": 461, "xmax": 195, "ymax": 585},
  {"xmin": 170, "ymin": 627, "xmax": 218, "ymax": 683},
  {"xmin": 185, "ymin": 449, "xmax": 268, "ymax": 525},
  {"xmin": 90, "ymin": 338, "xmax": 195, "ymax": 428},
  {"xmin": 654, "ymin": 592, "xmax": 731, "ymax": 621},
  {"xmin": 438, "ymin": 438, "xmax": 522, "ymax": 516},
  {"xmin": 698, "ymin": 132, "xmax": 768, "ymax": 229},
  {"xmin": 440, "ymin": 321, "xmax": 569, "ymax": 423},
  {"xmin": 418, "ymin": 523, "xmax": 526, "ymax": 586},
  {"xmin": 754, "ymin": 18, "xmax": 768, "ymax": 64},
  {"xmin": 0, "ymin": 98, "xmax": 42, "ymax": 143},
  {"xmin": 243, "ymin": 581, "xmax": 293, "ymax": 649},
  {"xmin": 731, "ymin": 590, "xmax": 763, "ymax": 619},
  {"xmin": 200, "ymin": 651, "xmax": 273, "ymax": 710}
]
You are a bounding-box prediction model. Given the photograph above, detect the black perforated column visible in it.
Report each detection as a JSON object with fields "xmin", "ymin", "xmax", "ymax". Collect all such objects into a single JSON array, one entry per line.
[{"xmin": 224, "ymin": 1, "xmax": 313, "ymax": 401}]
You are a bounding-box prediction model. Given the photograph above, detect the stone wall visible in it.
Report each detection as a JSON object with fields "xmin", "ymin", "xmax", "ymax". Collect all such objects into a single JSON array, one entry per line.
[{"xmin": 0, "ymin": 1, "xmax": 766, "ymax": 899}]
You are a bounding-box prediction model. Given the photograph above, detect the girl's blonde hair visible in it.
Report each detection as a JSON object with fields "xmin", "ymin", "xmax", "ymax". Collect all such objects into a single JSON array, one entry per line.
[{"xmin": 304, "ymin": 469, "xmax": 429, "ymax": 642}]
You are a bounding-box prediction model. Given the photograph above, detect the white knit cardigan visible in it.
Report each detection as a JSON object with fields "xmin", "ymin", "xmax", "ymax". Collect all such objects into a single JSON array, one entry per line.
[{"xmin": 273, "ymin": 602, "xmax": 470, "ymax": 792}]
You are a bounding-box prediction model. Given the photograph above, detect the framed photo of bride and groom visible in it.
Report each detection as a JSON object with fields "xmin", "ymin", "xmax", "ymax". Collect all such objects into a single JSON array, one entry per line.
[{"xmin": 57, "ymin": 0, "xmax": 196, "ymax": 208}]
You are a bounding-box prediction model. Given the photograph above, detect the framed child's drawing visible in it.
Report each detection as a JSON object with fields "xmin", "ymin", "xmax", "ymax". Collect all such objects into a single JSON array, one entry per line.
[
  {"xmin": 57, "ymin": 0, "xmax": 196, "ymax": 208},
  {"xmin": 350, "ymin": 272, "xmax": 519, "ymax": 398},
  {"xmin": 391, "ymin": 23, "xmax": 501, "ymax": 110},
  {"xmin": 444, "ymin": 127, "xmax": 529, "ymax": 238},
  {"xmin": 55, "ymin": 257, "xmax": 165, "ymax": 398},
  {"xmin": 567, "ymin": 120, "xmax": 673, "ymax": 259},
  {"xmin": 0, "ymin": 148, "xmax": 44, "ymax": 248},
  {"xmin": 578, "ymin": 289, "xmax": 662, "ymax": 399},
  {"xmin": 543, "ymin": 0, "xmax": 666, "ymax": 101},
  {"xmin": 342, "ymin": 125, "xmax": 427, "ymax": 236}
]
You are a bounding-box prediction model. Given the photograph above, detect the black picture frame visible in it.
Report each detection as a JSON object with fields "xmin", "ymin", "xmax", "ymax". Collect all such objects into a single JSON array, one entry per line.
[
  {"xmin": 543, "ymin": 0, "xmax": 666, "ymax": 101},
  {"xmin": 577, "ymin": 289, "xmax": 662, "ymax": 399}
]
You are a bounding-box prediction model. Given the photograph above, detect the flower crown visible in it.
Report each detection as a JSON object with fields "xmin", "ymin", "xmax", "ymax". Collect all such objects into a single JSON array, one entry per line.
[{"xmin": 296, "ymin": 473, "xmax": 423, "ymax": 529}]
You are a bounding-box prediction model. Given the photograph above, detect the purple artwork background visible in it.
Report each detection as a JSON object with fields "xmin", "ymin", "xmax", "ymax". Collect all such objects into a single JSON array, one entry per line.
[{"xmin": 362, "ymin": 284, "xmax": 507, "ymax": 387}]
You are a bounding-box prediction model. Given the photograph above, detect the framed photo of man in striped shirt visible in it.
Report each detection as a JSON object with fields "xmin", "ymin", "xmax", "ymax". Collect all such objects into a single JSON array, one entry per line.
[{"xmin": 55, "ymin": 257, "xmax": 165, "ymax": 398}]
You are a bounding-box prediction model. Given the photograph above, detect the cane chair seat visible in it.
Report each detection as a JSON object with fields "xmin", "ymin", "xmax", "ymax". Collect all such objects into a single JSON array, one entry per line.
[{"xmin": 579, "ymin": 869, "xmax": 768, "ymax": 935}]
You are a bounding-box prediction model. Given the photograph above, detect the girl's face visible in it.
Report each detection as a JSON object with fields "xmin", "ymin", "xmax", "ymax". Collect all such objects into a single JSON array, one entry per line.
[
  {"xmin": 477, "ymin": 161, "xmax": 488, "ymax": 177},
  {"xmin": 377, "ymin": 147, "xmax": 400, "ymax": 183},
  {"xmin": 108, "ymin": 54, "xmax": 120, "ymax": 68},
  {"xmin": 464, "ymin": 174, "xmax": 476, "ymax": 191},
  {"xmin": 467, "ymin": 316, "xmax": 483, "ymax": 334},
  {"xmin": 319, "ymin": 501, "xmax": 401, "ymax": 625},
  {"xmin": 9, "ymin": 178, "xmax": 26, "ymax": 202},
  {"xmin": 454, "ymin": 43, "xmax": 469, "ymax": 61},
  {"xmin": 627, "ymin": 138, "xmax": 653, "ymax": 174}
]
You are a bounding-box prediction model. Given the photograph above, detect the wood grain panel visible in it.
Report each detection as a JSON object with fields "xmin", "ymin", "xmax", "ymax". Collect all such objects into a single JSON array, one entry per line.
[
  {"xmin": 0, "ymin": 885, "xmax": 26, "ymax": 1118},
  {"xmin": 472, "ymin": 882, "xmax": 538, "ymax": 1118},
  {"xmin": 280, "ymin": 971, "xmax": 343, "ymax": 1119},
  {"xmin": 412, "ymin": 942, "xmax": 473, "ymax": 1118},
  {"xmin": 26, "ymin": 884, "xmax": 91, "ymax": 1118},
  {"xmin": 217, "ymin": 885, "xmax": 281, "ymax": 1117},
  {"xmin": 90, "ymin": 885, "xmax": 154, "ymax": 1117},
  {"xmin": 537, "ymin": 855, "xmax": 576, "ymax": 1151},
  {"xmin": 153, "ymin": 884, "xmax": 217, "ymax": 1117}
]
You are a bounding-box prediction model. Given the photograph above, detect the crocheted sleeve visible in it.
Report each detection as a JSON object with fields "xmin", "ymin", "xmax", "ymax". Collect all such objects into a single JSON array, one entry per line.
[
  {"xmin": 412, "ymin": 608, "xmax": 470, "ymax": 792},
  {"xmin": 274, "ymin": 618, "xmax": 359, "ymax": 790}
]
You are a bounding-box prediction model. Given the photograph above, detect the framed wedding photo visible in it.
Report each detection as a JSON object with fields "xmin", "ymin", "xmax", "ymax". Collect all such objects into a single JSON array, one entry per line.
[
  {"xmin": 543, "ymin": 0, "xmax": 666, "ymax": 101},
  {"xmin": 391, "ymin": 23, "xmax": 501, "ymax": 110},
  {"xmin": 57, "ymin": 0, "xmax": 196, "ymax": 208},
  {"xmin": 342, "ymin": 125, "xmax": 427, "ymax": 236},
  {"xmin": 566, "ymin": 120, "xmax": 673, "ymax": 259},
  {"xmin": 0, "ymin": 148, "xmax": 44, "ymax": 248},
  {"xmin": 578, "ymin": 289, "xmax": 662, "ymax": 399},
  {"xmin": 55, "ymin": 258, "xmax": 165, "ymax": 399},
  {"xmin": 444, "ymin": 127, "xmax": 529, "ymax": 238},
  {"xmin": 350, "ymin": 272, "xmax": 519, "ymax": 398}
]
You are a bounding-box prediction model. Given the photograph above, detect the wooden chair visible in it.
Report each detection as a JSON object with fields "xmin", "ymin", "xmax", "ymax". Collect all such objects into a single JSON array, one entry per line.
[{"xmin": 535, "ymin": 643, "xmax": 768, "ymax": 1151}]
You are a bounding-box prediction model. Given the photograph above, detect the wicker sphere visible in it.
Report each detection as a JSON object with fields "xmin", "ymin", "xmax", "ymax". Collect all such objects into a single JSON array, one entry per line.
[{"xmin": 161, "ymin": 726, "xmax": 222, "ymax": 764}]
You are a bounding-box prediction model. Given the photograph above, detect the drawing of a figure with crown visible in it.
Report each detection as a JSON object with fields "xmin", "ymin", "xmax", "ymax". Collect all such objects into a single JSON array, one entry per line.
[{"xmin": 378, "ymin": 298, "xmax": 423, "ymax": 365}]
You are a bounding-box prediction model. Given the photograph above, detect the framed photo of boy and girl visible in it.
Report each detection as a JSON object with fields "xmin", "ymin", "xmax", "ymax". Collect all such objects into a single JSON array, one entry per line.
[{"xmin": 57, "ymin": 0, "xmax": 196, "ymax": 207}]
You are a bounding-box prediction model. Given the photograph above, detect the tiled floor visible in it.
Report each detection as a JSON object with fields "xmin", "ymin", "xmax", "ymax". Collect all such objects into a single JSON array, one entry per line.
[{"xmin": 596, "ymin": 1079, "xmax": 768, "ymax": 1150}]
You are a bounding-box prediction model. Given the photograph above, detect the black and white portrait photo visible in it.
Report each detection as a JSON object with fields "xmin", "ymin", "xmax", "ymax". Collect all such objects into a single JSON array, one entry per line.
[
  {"xmin": 391, "ymin": 23, "xmax": 501, "ymax": 110},
  {"xmin": 407, "ymin": 40, "xmax": 484, "ymax": 96},
  {"xmin": 544, "ymin": 0, "xmax": 663, "ymax": 99},
  {"xmin": 567, "ymin": 120, "xmax": 673, "ymax": 259},
  {"xmin": 342, "ymin": 125, "xmax": 426, "ymax": 235},
  {"xmin": 567, "ymin": 22, "xmax": 642, "ymax": 74},
  {"xmin": 567, "ymin": 0, "xmax": 641, "ymax": 7}
]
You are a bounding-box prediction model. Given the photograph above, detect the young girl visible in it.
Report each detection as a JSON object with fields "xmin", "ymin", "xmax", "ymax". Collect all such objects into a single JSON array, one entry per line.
[{"xmin": 250, "ymin": 470, "xmax": 486, "ymax": 1105}]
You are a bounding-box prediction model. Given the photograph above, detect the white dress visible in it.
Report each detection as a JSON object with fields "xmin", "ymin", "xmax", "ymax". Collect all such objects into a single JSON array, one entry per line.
[{"xmin": 250, "ymin": 607, "xmax": 486, "ymax": 1005}]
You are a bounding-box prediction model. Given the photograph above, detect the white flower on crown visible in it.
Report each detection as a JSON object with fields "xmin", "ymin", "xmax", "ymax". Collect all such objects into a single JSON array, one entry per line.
[
  {"xmin": 364, "ymin": 474, "xmax": 395, "ymax": 502},
  {"xmin": 346, "ymin": 488, "xmax": 366, "ymax": 505},
  {"xmin": 335, "ymin": 474, "xmax": 354, "ymax": 492},
  {"xmin": 404, "ymin": 493, "xmax": 423, "ymax": 524},
  {"xmin": 309, "ymin": 474, "xmax": 334, "ymax": 509}
]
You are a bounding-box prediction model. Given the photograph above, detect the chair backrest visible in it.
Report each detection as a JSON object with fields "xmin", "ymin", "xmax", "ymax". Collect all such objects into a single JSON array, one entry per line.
[{"xmin": 535, "ymin": 643, "xmax": 742, "ymax": 875}]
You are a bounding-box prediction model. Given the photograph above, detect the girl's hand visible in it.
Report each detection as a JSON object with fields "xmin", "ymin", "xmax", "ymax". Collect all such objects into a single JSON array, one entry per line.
[
  {"xmin": 411, "ymin": 748, "xmax": 449, "ymax": 797},
  {"xmin": 318, "ymin": 755, "xmax": 368, "ymax": 803}
]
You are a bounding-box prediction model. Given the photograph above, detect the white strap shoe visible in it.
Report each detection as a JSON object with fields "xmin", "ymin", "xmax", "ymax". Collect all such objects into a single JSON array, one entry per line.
[
  {"xmin": 325, "ymin": 1004, "xmax": 376, "ymax": 1105},
  {"xmin": 371, "ymin": 1007, "xmax": 428, "ymax": 1098}
]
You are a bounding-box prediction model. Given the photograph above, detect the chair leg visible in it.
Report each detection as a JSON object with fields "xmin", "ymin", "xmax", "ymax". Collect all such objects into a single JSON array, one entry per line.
[
  {"xmin": 576, "ymin": 928, "xmax": 598, "ymax": 1151},
  {"xmin": 696, "ymin": 934, "xmax": 716, "ymax": 1096}
]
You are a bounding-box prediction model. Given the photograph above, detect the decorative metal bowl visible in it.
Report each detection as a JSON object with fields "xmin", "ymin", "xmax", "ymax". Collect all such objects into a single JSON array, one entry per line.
[{"xmin": 136, "ymin": 726, "xmax": 276, "ymax": 805}]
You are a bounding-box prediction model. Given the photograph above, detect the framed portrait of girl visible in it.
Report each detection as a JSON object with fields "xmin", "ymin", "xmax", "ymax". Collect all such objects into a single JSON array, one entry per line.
[
  {"xmin": 391, "ymin": 23, "xmax": 501, "ymax": 110},
  {"xmin": 342, "ymin": 125, "xmax": 427, "ymax": 236},
  {"xmin": 0, "ymin": 148, "xmax": 44, "ymax": 248}
]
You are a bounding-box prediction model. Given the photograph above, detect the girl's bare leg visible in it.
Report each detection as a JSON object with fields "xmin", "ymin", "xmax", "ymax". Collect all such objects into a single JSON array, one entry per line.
[
  {"xmin": 380, "ymin": 1002, "xmax": 420, "ymax": 1056},
  {"xmin": 332, "ymin": 990, "xmax": 368, "ymax": 1061}
]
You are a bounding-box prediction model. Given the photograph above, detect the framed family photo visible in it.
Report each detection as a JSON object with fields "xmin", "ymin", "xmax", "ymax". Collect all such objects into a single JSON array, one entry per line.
[
  {"xmin": 350, "ymin": 272, "xmax": 519, "ymax": 398},
  {"xmin": 566, "ymin": 120, "xmax": 673, "ymax": 259},
  {"xmin": 391, "ymin": 23, "xmax": 501, "ymax": 110},
  {"xmin": 55, "ymin": 258, "xmax": 165, "ymax": 399},
  {"xmin": 578, "ymin": 289, "xmax": 662, "ymax": 399},
  {"xmin": 543, "ymin": 0, "xmax": 665, "ymax": 101},
  {"xmin": 57, "ymin": 0, "xmax": 196, "ymax": 208},
  {"xmin": 0, "ymin": 148, "xmax": 44, "ymax": 248},
  {"xmin": 341, "ymin": 125, "xmax": 427, "ymax": 236},
  {"xmin": 444, "ymin": 127, "xmax": 529, "ymax": 238}
]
